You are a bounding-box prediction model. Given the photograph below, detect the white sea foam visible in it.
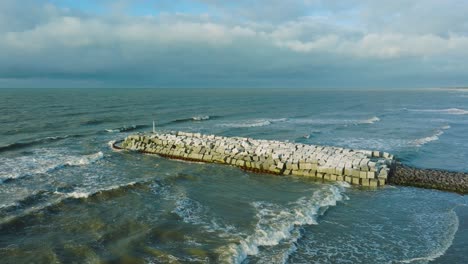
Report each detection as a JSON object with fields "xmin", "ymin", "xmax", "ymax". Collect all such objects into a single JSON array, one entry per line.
[
  {"xmin": 410, "ymin": 108, "xmax": 468, "ymax": 115},
  {"xmin": 171, "ymin": 193, "xmax": 236, "ymax": 233},
  {"xmin": 219, "ymin": 185, "xmax": 346, "ymax": 264},
  {"xmin": 192, "ymin": 115, "xmax": 210, "ymax": 121},
  {"xmin": 290, "ymin": 116, "xmax": 380, "ymax": 126},
  {"xmin": 399, "ymin": 209, "xmax": 459, "ymax": 263},
  {"xmin": 0, "ymin": 149, "xmax": 104, "ymax": 182},
  {"xmin": 65, "ymin": 191, "xmax": 91, "ymax": 199},
  {"xmin": 220, "ymin": 118, "xmax": 287, "ymax": 128},
  {"xmin": 57, "ymin": 181, "xmax": 139, "ymax": 200},
  {"xmin": 412, "ymin": 125, "xmax": 450, "ymax": 147},
  {"xmin": 360, "ymin": 116, "xmax": 380, "ymax": 124}
]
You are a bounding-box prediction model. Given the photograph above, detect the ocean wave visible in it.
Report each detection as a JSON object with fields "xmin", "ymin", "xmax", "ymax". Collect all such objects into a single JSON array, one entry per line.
[
  {"xmin": 411, "ymin": 125, "xmax": 451, "ymax": 147},
  {"xmin": 0, "ymin": 135, "xmax": 82, "ymax": 152},
  {"xmin": 57, "ymin": 181, "xmax": 142, "ymax": 199},
  {"xmin": 171, "ymin": 193, "xmax": 237, "ymax": 234},
  {"xmin": 360, "ymin": 116, "xmax": 380, "ymax": 124},
  {"xmin": 192, "ymin": 115, "xmax": 210, "ymax": 121},
  {"xmin": 105, "ymin": 124, "xmax": 149, "ymax": 133},
  {"xmin": 398, "ymin": 209, "xmax": 459, "ymax": 263},
  {"xmin": 0, "ymin": 149, "xmax": 104, "ymax": 183},
  {"xmin": 220, "ymin": 118, "xmax": 287, "ymax": 128},
  {"xmin": 289, "ymin": 116, "xmax": 380, "ymax": 126},
  {"xmin": 409, "ymin": 108, "xmax": 468, "ymax": 115},
  {"xmin": 0, "ymin": 181, "xmax": 149, "ymax": 226},
  {"xmin": 219, "ymin": 184, "xmax": 346, "ymax": 264},
  {"xmin": 172, "ymin": 195, "xmax": 207, "ymax": 225},
  {"xmin": 170, "ymin": 115, "xmax": 221, "ymax": 124}
]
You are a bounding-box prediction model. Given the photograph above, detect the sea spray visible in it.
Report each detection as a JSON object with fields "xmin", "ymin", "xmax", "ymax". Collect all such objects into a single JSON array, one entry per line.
[{"xmin": 218, "ymin": 184, "xmax": 346, "ymax": 264}]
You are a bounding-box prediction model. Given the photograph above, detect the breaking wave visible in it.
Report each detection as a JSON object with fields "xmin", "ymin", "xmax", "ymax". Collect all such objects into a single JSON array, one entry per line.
[
  {"xmin": 105, "ymin": 124, "xmax": 149, "ymax": 133},
  {"xmin": 412, "ymin": 125, "xmax": 451, "ymax": 147},
  {"xmin": 360, "ymin": 116, "xmax": 380, "ymax": 124},
  {"xmin": 219, "ymin": 184, "xmax": 346, "ymax": 264},
  {"xmin": 0, "ymin": 180, "xmax": 154, "ymax": 226},
  {"xmin": 0, "ymin": 149, "xmax": 104, "ymax": 183},
  {"xmin": 169, "ymin": 115, "xmax": 221, "ymax": 124},
  {"xmin": 289, "ymin": 116, "xmax": 380, "ymax": 126},
  {"xmin": 409, "ymin": 108, "xmax": 468, "ymax": 115},
  {"xmin": 220, "ymin": 118, "xmax": 287, "ymax": 128},
  {"xmin": 171, "ymin": 192, "xmax": 237, "ymax": 234}
]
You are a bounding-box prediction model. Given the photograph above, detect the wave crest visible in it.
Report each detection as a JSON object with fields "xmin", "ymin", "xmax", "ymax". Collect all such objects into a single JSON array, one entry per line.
[
  {"xmin": 0, "ymin": 135, "xmax": 82, "ymax": 152},
  {"xmin": 410, "ymin": 108, "xmax": 468, "ymax": 115},
  {"xmin": 220, "ymin": 118, "xmax": 287, "ymax": 128},
  {"xmin": 0, "ymin": 149, "xmax": 104, "ymax": 183},
  {"xmin": 412, "ymin": 125, "xmax": 451, "ymax": 147},
  {"xmin": 219, "ymin": 185, "xmax": 346, "ymax": 264}
]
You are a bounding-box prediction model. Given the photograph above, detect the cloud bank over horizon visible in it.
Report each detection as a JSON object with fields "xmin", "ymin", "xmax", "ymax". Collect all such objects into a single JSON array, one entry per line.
[{"xmin": 1, "ymin": 0, "xmax": 468, "ymax": 88}]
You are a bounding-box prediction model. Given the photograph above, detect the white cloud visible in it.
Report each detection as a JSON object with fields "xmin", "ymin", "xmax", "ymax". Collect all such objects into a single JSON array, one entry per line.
[{"xmin": 1, "ymin": 0, "xmax": 468, "ymax": 87}]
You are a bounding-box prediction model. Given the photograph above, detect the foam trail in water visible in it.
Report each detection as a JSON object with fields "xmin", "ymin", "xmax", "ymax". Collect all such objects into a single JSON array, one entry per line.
[
  {"xmin": 289, "ymin": 116, "xmax": 380, "ymax": 126},
  {"xmin": 360, "ymin": 116, "xmax": 380, "ymax": 124},
  {"xmin": 412, "ymin": 125, "xmax": 451, "ymax": 147},
  {"xmin": 0, "ymin": 149, "xmax": 104, "ymax": 182},
  {"xmin": 219, "ymin": 184, "xmax": 346, "ymax": 264},
  {"xmin": 170, "ymin": 192, "xmax": 237, "ymax": 234},
  {"xmin": 0, "ymin": 181, "xmax": 148, "ymax": 226},
  {"xmin": 409, "ymin": 108, "xmax": 468, "ymax": 115},
  {"xmin": 192, "ymin": 115, "xmax": 210, "ymax": 121},
  {"xmin": 220, "ymin": 118, "xmax": 287, "ymax": 128},
  {"xmin": 105, "ymin": 124, "xmax": 148, "ymax": 133},
  {"xmin": 399, "ymin": 208, "xmax": 459, "ymax": 263}
]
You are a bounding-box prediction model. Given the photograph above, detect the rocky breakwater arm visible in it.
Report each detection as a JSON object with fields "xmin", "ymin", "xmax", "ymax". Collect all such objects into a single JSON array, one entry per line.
[
  {"xmin": 119, "ymin": 132, "xmax": 395, "ymax": 187},
  {"xmin": 391, "ymin": 164, "xmax": 468, "ymax": 194}
]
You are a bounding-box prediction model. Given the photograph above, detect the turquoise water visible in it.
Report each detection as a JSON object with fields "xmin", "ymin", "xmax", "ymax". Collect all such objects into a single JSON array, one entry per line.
[{"xmin": 0, "ymin": 88, "xmax": 467, "ymax": 263}]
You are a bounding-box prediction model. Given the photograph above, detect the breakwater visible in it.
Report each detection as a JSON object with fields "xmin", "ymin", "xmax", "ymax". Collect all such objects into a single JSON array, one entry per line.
[
  {"xmin": 390, "ymin": 164, "xmax": 468, "ymax": 194},
  {"xmin": 119, "ymin": 132, "xmax": 395, "ymax": 187}
]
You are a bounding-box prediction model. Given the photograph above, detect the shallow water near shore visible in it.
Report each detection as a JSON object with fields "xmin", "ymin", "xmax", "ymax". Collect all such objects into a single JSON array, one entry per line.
[{"xmin": 0, "ymin": 88, "xmax": 467, "ymax": 263}]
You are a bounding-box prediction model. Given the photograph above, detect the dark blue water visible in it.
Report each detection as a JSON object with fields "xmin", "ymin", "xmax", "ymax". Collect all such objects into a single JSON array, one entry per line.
[{"xmin": 0, "ymin": 88, "xmax": 467, "ymax": 263}]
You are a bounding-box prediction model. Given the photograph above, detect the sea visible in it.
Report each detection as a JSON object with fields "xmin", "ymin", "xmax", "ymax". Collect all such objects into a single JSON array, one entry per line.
[{"xmin": 0, "ymin": 88, "xmax": 467, "ymax": 264}]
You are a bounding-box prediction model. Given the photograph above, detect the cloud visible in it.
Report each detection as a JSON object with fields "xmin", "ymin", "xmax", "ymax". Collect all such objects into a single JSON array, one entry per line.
[{"xmin": 1, "ymin": 0, "xmax": 468, "ymax": 88}]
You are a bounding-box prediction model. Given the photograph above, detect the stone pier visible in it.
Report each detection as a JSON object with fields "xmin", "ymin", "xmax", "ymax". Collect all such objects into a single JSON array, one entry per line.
[{"xmin": 119, "ymin": 132, "xmax": 395, "ymax": 187}]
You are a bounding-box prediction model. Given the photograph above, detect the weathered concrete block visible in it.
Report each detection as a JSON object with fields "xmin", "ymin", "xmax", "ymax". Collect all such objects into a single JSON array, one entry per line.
[
  {"xmin": 378, "ymin": 178, "xmax": 386, "ymax": 186},
  {"xmin": 361, "ymin": 178, "xmax": 370, "ymax": 186},
  {"xmin": 359, "ymin": 171, "xmax": 367, "ymax": 178},
  {"xmin": 352, "ymin": 177, "xmax": 360, "ymax": 185}
]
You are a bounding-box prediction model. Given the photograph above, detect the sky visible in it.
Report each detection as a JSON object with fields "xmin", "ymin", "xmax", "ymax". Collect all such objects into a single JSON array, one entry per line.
[{"xmin": 1, "ymin": 0, "xmax": 468, "ymax": 88}]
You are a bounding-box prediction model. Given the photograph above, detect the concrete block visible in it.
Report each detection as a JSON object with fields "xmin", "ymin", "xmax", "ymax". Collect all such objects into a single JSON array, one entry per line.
[
  {"xmin": 359, "ymin": 171, "xmax": 367, "ymax": 178},
  {"xmin": 378, "ymin": 179, "xmax": 386, "ymax": 186},
  {"xmin": 361, "ymin": 178, "xmax": 370, "ymax": 186},
  {"xmin": 352, "ymin": 177, "xmax": 361, "ymax": 185},
  {"xmin": 352, "ymin": 169, "xmax": 360, "ymax": 177}
]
